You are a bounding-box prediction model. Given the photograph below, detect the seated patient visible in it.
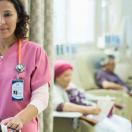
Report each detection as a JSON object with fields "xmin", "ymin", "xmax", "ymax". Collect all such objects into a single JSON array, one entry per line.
[
  {"xmin": 53, "ymin": 60, "xmax": 131, "ymax": 132},
  {"xmin": 95, "ymin": 55, "xmax": 132, "ymax": 95}
]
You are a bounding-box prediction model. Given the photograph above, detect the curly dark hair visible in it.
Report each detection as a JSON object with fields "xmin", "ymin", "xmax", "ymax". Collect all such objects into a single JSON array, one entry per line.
[{"xmin": 0, "ymin": 0, "xmax": 30, "ymax": 39}]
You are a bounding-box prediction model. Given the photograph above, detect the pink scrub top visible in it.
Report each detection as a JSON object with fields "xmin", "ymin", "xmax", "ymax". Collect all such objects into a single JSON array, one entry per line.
[{"xmin": 0, "ymin": 40, "xmax": 51, "ymax": 132}]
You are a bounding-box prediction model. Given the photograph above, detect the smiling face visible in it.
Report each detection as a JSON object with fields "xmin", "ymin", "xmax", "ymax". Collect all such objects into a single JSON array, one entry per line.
[
  {"xmin": 0, "ymin": 0, "xmax": 18, "ymax": 40},
  {"xmin": 55, "ymin": 69, "xmax": 73, "ymax": 89}
]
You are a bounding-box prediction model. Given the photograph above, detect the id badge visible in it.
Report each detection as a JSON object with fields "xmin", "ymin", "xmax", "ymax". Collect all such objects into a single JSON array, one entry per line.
[{"xmin": 12, "ymin": 79, "xmax": 24, "ymax": 101}]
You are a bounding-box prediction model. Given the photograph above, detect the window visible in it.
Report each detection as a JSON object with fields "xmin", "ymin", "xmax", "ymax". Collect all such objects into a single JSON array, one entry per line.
[{"xmin": 54, "ymin": 0, "xmax": 96, "ymax": 45}]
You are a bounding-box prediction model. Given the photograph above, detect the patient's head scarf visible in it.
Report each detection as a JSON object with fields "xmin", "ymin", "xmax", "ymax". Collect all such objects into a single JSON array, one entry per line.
[{"xmin": 54, "ymin": 60, "xmax": 73, "ymax": 80}]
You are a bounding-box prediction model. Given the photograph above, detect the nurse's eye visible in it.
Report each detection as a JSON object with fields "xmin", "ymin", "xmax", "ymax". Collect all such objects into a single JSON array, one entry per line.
[{"xmin": 4, "ymin": 13, "xmax": 13, "ymax": 17}]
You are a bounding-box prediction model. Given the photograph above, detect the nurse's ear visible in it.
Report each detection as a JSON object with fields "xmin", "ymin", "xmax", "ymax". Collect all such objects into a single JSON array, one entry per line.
[
  {"xmin": 17, "ymin": 17, "xmax": 20, "ymax": 23},
  {"xmin": 16, "ymin": 13, "xmax": 22, "ymax": 23}
]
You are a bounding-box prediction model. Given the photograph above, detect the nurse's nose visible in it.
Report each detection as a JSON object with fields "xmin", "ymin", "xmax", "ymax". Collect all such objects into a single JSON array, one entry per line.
[{"xmin": 0, "ymin": 15, "xmax": 6, "ymax": 25}]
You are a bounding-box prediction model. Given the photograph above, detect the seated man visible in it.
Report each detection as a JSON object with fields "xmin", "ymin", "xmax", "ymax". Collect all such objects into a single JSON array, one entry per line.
[
  {"xmin": 95, "ymin": 54, "xmax": 132, "ymax": 95},
  {"xmin": 53, "ymin": 60, "xmax": 131, "ymax": 132}
]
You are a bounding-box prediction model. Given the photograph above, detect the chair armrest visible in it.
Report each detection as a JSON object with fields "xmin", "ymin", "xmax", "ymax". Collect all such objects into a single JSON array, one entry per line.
[
  {"xmin": 53, "ymin": 111, "xmax": 82, "ymax": 118},
  {"xmin": 53, "ymin": 111, "xmax": 82, "ymax": 129}
]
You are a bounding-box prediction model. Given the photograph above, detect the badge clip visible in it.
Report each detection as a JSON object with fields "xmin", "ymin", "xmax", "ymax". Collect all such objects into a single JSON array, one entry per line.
[{"xmin": 16, "ymin": 64, "xmax": 25, "ymax": 73}]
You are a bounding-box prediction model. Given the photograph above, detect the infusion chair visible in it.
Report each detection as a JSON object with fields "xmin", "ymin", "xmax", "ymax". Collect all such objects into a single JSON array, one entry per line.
[{"xmin": 72, "ymin": 50, "xmax": 132, "ymax": 121}]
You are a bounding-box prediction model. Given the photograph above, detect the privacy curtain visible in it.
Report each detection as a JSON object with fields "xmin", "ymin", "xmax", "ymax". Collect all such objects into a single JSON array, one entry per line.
[{"xmin": 23, "ymin": 0, "xmax": 54, "ymax": 132}]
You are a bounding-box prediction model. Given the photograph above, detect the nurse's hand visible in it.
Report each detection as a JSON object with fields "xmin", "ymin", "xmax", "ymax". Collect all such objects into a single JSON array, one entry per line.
[
  {"xmin": 1, "ymin": 116, "xmax": 23, "ymax": 130},
  {"xmin": 1, "ymin": 104, "xmax": 38, "ymax": 130}
]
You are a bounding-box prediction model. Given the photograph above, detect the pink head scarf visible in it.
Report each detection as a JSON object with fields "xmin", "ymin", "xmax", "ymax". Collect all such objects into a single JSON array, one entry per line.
[{"xmin": 54, "ymin": 60, "xmax": 73, "ymax": 80}]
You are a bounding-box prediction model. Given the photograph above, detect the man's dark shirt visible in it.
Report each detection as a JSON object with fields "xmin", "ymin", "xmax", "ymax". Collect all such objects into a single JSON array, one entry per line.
[{"xmin": 95, "ymin": 70, "xmax": 129, "ymax": 90}]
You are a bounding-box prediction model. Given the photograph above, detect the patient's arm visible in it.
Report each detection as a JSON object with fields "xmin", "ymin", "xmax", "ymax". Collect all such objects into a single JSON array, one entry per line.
[
  {"xmin": 102, "ymin": 80, "xmax": 123, "ymax": 90},
  {"xmin": 63, "ymin": 102, "xmax": 101, "ymax": 115}
]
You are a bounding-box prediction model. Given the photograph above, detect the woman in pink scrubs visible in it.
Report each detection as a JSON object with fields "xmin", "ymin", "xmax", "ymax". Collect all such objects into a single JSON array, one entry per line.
[{"xmin": 0, "ymin": 0, "xmax": 50, "ymax": 132}]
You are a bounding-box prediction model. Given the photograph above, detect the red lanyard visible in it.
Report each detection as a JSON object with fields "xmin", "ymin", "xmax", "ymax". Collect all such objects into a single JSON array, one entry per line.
[
  {"xmin": 16, "ymin": 40, "xmax": 24, "ymax": 73},
  {"xmin": 18, "ymin": 39, "xmax": 22, "ymax": 64}
]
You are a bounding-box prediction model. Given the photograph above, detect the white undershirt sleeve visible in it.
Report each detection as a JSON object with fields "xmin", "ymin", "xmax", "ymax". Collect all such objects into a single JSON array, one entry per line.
[{"xmin": 29, "ymin": 83, "xmax": 49, "ymax": 114}]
